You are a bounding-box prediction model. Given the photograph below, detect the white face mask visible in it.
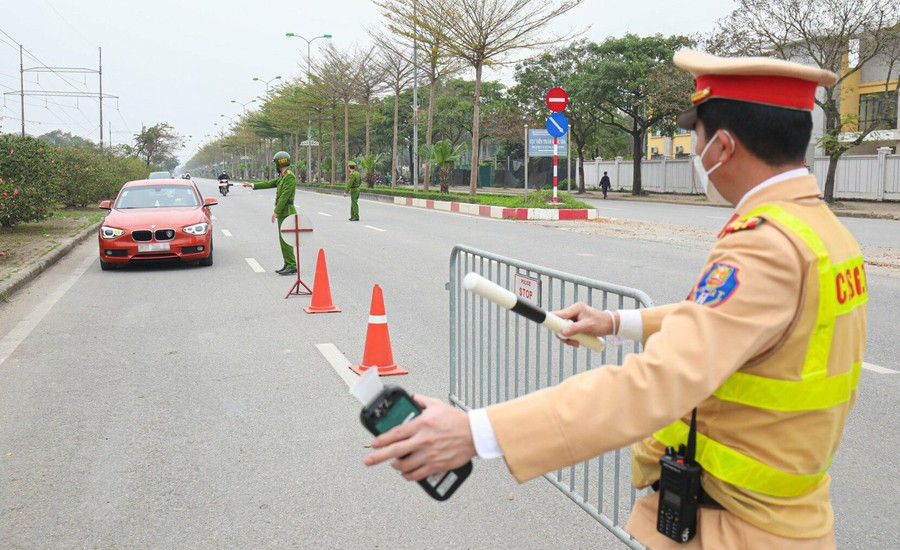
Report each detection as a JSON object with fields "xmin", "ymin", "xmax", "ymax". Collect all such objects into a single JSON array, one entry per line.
[{"xmin": 693, "ymin": 130, "xmax": 734, "ymax": 203}]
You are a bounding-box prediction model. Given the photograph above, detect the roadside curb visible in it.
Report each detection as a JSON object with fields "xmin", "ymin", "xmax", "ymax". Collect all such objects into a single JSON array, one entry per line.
[
  {"xmin": 301, "ymin": 187, "xmax": 599, "ymax": 220},
  {"xmin": 0, "ymin": 222, "xmax": 99, "ymax": 301},
  {"xmin": 392, "ymin": 196, "xmax": 599, "ymax": 220},
  {"xmin": 303, "ymin": 186, "xmax": 897, "ymax": 221}
]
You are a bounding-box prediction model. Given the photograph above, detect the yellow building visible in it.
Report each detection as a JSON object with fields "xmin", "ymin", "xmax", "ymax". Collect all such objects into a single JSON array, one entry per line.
[{"xmin": 646, "ymin": 127, "xmax": 694, "ymax": 160}]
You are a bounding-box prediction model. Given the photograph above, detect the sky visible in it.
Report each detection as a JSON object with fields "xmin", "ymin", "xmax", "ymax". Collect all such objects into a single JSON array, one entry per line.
[{"xmin": 0, "ymin": 0, "xmax": 737, "ymax": 165}]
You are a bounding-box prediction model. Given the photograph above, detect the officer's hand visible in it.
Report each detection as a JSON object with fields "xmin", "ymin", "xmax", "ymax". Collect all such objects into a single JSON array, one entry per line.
[
  {"xmin": 364, "ymin": 395, "xmax": 476, "ymax": 482},
  {"xmin": 553, "ymin": 302, "xmax": 614, "ymax": 347},
  {"xmin": 271, "ymin": 212, "xmax": 276, "ymax": 223},
  {"xmin": 241, "ymin": 182, "xmax": 253, "ymax": 188}
]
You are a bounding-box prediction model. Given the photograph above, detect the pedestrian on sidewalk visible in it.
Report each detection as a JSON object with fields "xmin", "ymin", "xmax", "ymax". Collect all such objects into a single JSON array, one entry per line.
[
  {"xmin": 241, "ymin": 151, "xmax": 298, "ymax": 275},
  {"xmin": 600, "ymin": 171, "xmax": 611, "ymax": 199},
  {"xmin": 344, "ymin": 161, "xmax": 361, "ymax": 221}
]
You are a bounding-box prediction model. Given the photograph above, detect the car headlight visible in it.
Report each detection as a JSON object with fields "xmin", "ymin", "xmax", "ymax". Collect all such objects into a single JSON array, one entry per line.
[
  {"xmin": 183, "ymin": 222, "xmax": 209, "ymax": 235},
  {"xmin": 100, "ymin": 226, "xmax": 125, "ymax": 239}
]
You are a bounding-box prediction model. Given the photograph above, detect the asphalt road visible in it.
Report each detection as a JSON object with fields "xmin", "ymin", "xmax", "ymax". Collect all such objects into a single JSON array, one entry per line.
[{"xmin": 0, "ymin": 177, "xmax": 897, "ymax": 549}]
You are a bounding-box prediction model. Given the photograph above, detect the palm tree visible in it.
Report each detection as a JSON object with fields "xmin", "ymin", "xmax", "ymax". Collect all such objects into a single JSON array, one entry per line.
[
  {"xmin": 355, "ymin": 153, "xmax": 389, "ymax": 187},
  {"xmin": 420, "ymin": 140, "xmax": 465, "ymax": 193}
]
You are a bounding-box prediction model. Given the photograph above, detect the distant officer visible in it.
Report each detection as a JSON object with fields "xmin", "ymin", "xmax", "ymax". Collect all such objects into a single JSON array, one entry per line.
[
  {"xmin": 364, "ymin": 51, "xmax": 865, "ymax": 550},
  {"xmin": 343, "ymin": 160, "xmax": 361, "ymax": 221},
  {"xmin": 242, "ymin": 151, "xmax": 298, "ymax": 275}
]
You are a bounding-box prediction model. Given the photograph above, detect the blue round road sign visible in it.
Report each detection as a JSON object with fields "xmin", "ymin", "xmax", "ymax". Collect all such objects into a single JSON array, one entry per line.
[{"xmin": 546, "ymin": 112, "xmax": 569, "ymax": 138}]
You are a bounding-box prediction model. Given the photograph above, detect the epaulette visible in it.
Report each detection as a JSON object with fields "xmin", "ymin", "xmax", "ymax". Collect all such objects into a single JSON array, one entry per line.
[{"xmin": 718, "ymin": 216, "xmax": 764, "ymax": 238}]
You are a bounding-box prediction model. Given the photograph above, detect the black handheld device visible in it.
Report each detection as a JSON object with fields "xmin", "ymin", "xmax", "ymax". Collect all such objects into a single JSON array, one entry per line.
[
  {"xmin": 361, "ymin": 385, "xmax": 472, "ymax": 501},
  {"xmin": 657, "ymin": 408, "xmax": 702, "ymax": 543}
]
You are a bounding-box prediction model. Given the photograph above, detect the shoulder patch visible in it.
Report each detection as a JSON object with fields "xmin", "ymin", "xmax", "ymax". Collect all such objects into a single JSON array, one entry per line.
[
  {"xmin": 718, "ymin": 216, "xmax": 764, "ymax": 238},
  {"xmin": 693, "ymin": 263, "xmax": 740, "ymax": 307}
]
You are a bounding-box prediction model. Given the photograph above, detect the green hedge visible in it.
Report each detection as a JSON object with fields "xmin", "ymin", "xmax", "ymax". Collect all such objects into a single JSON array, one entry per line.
[
  {"xmin": 0, "ymin": 135, "xmax": 147, "ymax": 227},
  {"xmin": 296, "ymin": 182, "xmax": 592, "ymax": 209}
]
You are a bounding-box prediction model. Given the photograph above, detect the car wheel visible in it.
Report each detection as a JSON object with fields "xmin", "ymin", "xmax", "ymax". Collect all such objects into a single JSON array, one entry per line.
[
  {"xmin": 198, "ymin": 239, "xmax": 213, "ymax": 266},
  {"xmin": 99, "ymin": 257, "xmax": 115, "ymax": 271}
]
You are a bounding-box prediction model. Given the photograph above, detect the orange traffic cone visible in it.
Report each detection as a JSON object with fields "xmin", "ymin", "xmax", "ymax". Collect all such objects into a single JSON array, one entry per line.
[
  {"xmin": 305, "ymin": 249, "xmax": 341, "ymax": 314},
  {"xmin": 350, "ymin": 284, "xmax": 408, "ymax": 376}
]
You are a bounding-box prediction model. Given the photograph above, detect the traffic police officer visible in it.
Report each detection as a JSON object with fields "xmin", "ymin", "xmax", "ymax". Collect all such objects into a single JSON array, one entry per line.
[
  {"xmin": 343, "ymin": 160, "xmax": 361, "ymax": 221},
  {"xmin": 242, "ymin": 151, "xmax": 298, "ymax": 275},
  {"xmin": 364, "ymin": 51, "xmax": 866, "ymax": 550}
]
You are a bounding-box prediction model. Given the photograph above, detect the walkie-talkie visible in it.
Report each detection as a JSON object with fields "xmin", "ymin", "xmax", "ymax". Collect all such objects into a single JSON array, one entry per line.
[{"xmin": 657, "ymin": 409, "xmax": 702, "ymax": 543}]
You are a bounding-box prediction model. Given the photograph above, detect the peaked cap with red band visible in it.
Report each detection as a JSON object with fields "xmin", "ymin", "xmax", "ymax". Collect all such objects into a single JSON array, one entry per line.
[{"xmin": 674, "ymin": 50, "xmax": 837, "ymax": 130}]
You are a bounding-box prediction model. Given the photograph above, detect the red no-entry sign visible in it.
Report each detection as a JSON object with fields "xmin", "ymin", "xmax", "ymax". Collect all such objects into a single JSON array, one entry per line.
[{"xmin": 545, "ymin": 87, "xmax": 569, "ymax": 112}]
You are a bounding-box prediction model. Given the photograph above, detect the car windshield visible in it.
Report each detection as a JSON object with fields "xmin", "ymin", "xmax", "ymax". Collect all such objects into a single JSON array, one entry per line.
[
  {"xmin": 115, "ymin": 185, "xmax": 200, "ymax": 208},
  {"xmin": 148, "ymin": 172, "xmax": 171, "ymax": 179}
]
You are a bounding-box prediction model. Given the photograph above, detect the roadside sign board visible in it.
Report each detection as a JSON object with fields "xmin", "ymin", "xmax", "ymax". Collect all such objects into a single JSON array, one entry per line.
[
  {"xmin": 546, "ymin": 112, "xmax": 569, "ymax": 138},
  {"xmin": 527, "ymin": 129, "xmax": 568, "ymax": 157},
  {"xmin": 545, "ymin": 87, "xmax": 569, "ymax": 112},
  {"xmin": 514, "ymin": 273, "xmax": 541, "ymax": 308},
  {"xmin": 300, "ymin": 140, "xmax": 320, "ymax": 146}
]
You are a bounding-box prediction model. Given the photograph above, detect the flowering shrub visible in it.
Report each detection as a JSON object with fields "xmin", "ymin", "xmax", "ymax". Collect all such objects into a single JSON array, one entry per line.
[
  {"xmin": 0, "ymin": 134, "xmax": 147, "ymax": 226},
  {"xmin": 0, "ymin": 136, "xmax": 56, "ymax": 227}
]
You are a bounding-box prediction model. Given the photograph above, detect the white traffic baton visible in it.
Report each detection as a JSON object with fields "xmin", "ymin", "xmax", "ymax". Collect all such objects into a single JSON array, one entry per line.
[{"xmin": 463, "ymin": 272, "xmax": 605, "ymax": 352}]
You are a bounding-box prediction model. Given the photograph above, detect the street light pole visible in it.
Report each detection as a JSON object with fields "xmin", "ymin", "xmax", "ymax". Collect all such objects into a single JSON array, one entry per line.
[{"xmin": 286, "ymin": 32, "xmax": 332, "ymax": 183}]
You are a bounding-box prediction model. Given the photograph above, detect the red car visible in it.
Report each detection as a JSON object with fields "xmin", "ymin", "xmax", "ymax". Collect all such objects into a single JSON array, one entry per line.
[{"xmin": 98, "ymin": 179, "xmax": 217, "ymax": 270}]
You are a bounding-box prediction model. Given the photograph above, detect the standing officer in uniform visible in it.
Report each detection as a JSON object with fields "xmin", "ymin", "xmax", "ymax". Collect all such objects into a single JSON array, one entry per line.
[
  {"xmin": 364, "ymin": 51, "xmax": 867, "ymax": 549},
  {"xmin": 242, "ymin": 151, "xmax": 298, "ymax": 275},
  {"xmin": 343, "ymin": 160, "xmax": 361, "ymax": 221}
]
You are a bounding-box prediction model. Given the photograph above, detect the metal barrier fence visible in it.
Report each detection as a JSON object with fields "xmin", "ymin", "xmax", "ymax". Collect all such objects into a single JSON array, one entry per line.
[{"xmin": 449, "ymin": 245, "xmax": 655, "ymax": 549}]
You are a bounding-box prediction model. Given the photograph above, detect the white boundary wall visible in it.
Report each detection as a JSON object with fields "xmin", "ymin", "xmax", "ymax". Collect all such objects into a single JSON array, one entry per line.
[{"xmin": 584, "ymin": 148, "xmax": 898, "ymax": 201}]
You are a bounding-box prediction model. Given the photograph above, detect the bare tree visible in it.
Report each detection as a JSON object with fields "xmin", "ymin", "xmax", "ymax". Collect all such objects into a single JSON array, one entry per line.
[
  {"xmin": 320, "ymin": 44, "xmax": 360, "ymax": 182},
  {"xmin": 376, "ymin": 0, "xmax": 584, "ymax": 196},
  {"xmin": 374, "ymin": 14, "xmax": 466, "ymax": 191},
  {"xmin": 355, "ymin": 46, "xmax": 389, "ymax": 156},
  {"xmin": 707, "ymin": 0, "xmax": 900, "ymax": 202},
  {"xmin": 373, "ymin": 31, "xmax": 414, "ymax": 187}
]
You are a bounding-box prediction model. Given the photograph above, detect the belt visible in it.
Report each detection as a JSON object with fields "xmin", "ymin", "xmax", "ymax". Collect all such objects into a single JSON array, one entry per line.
[{"xmin": 651, "ymin": 481, "xmax": 725, "ymax": 510}]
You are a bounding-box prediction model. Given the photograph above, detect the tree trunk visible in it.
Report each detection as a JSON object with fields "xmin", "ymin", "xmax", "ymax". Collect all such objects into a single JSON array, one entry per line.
[
  {"xmin": 631, "ymin": 128, "xmax": 643, "ymax": 195},
  {"xmin": 423, "ymin": 77, "xmax": 437, "ymax": 192},
  {"xmin": 577, "ymin": 143, "xmax": 586, "ymax": 194},
  {"xmin": 824, "ymin": 153, "xmax": 840, "ymax": 204},
  {"xmin": 344, "ymin": 98, "xmax": 350, "ymax": 183},
  {"xmin": 392, "ymin": 87, "xmax": 400, "ymax": 188},
  {"xmin": 365, "ymin": 103, "xmax": 371, "ymax": 157},
  {"xmin": 440, "ymin": 167, "xmax": 449, "ymax": 193},
  {"xmin": 468, "ymin": 62, "xmax": 483, "ymax": 197},
  {"xmin": 822, "ymin": 107, "xmax": 839, "ymax": 203},
  {"xmin": 317, "ymin": 114, "xmax": 323, "ymax": 183},
  {"xmin": 331, "ymin": 109, "xmax": 337, "ymax": 185}
]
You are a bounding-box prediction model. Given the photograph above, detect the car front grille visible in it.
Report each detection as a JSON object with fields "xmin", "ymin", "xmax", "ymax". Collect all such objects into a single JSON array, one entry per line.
[
  {"xmin": 155, "ymin": 229, "xmax": 176, "ymax": 241},
  {"xmin": 132, "ymin": 230, "xmax": 152, "ymax": 242}
]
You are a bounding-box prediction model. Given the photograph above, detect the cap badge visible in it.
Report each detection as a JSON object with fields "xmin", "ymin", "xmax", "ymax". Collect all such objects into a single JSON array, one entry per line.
[{"xmin": 691, "ymin": 87, "xmax": 711, "ymax": 104}]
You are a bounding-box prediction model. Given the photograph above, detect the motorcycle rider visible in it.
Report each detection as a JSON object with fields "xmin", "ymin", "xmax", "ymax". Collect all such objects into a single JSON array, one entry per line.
[{"xmin": 218, "ymin": 171, "xmax": 231, "ymax": 195}]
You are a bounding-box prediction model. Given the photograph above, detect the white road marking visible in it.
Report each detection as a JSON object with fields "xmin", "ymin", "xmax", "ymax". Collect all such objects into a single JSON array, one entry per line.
[
  {"xmin": 577, "ymin": 253, "xmax": 595, "ymax": 257},
  {"xmin": 0, "ymin": 254, "xmax": 94, "ymax": 368},
  {"xmin": 244, "ymin": 258, "xmax": 265, "ymax": 273},
  {"xmin": 221, "ymin": 229, "xmax": 233, "ymax": 237},
  {"xmin": 212, "ymin": 215, "xmax": 217, "ymax": 220},
  {"xmin": 862, "ymin": 362, "xmax": 898, "ymax": 375},
  {"xmin": 316, "ymin": 343, "xmax": 359, "ymax": 388},
  {"xmin": 365, "ymin": 225, "xmax": 386, "ymax": 232},
  {"xmin": 318, "ymin": 212, "xmax": 332, "ymax": 217}
]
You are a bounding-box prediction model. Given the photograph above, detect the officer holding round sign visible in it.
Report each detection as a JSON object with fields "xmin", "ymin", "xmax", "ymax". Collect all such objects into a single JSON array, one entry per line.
[
  {"xmin": 242, "ymin": 151, "xmax": 298, "ymax": 275},
  {"xmin": 364, "ymin": 51, "xmax": 866, "ymax": 549}
]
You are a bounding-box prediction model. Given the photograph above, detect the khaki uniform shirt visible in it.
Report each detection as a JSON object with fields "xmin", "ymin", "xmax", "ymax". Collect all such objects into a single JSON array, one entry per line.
[{"xmin": 487, "ymin": 175, "xmax": 866, "ymax": 540}]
